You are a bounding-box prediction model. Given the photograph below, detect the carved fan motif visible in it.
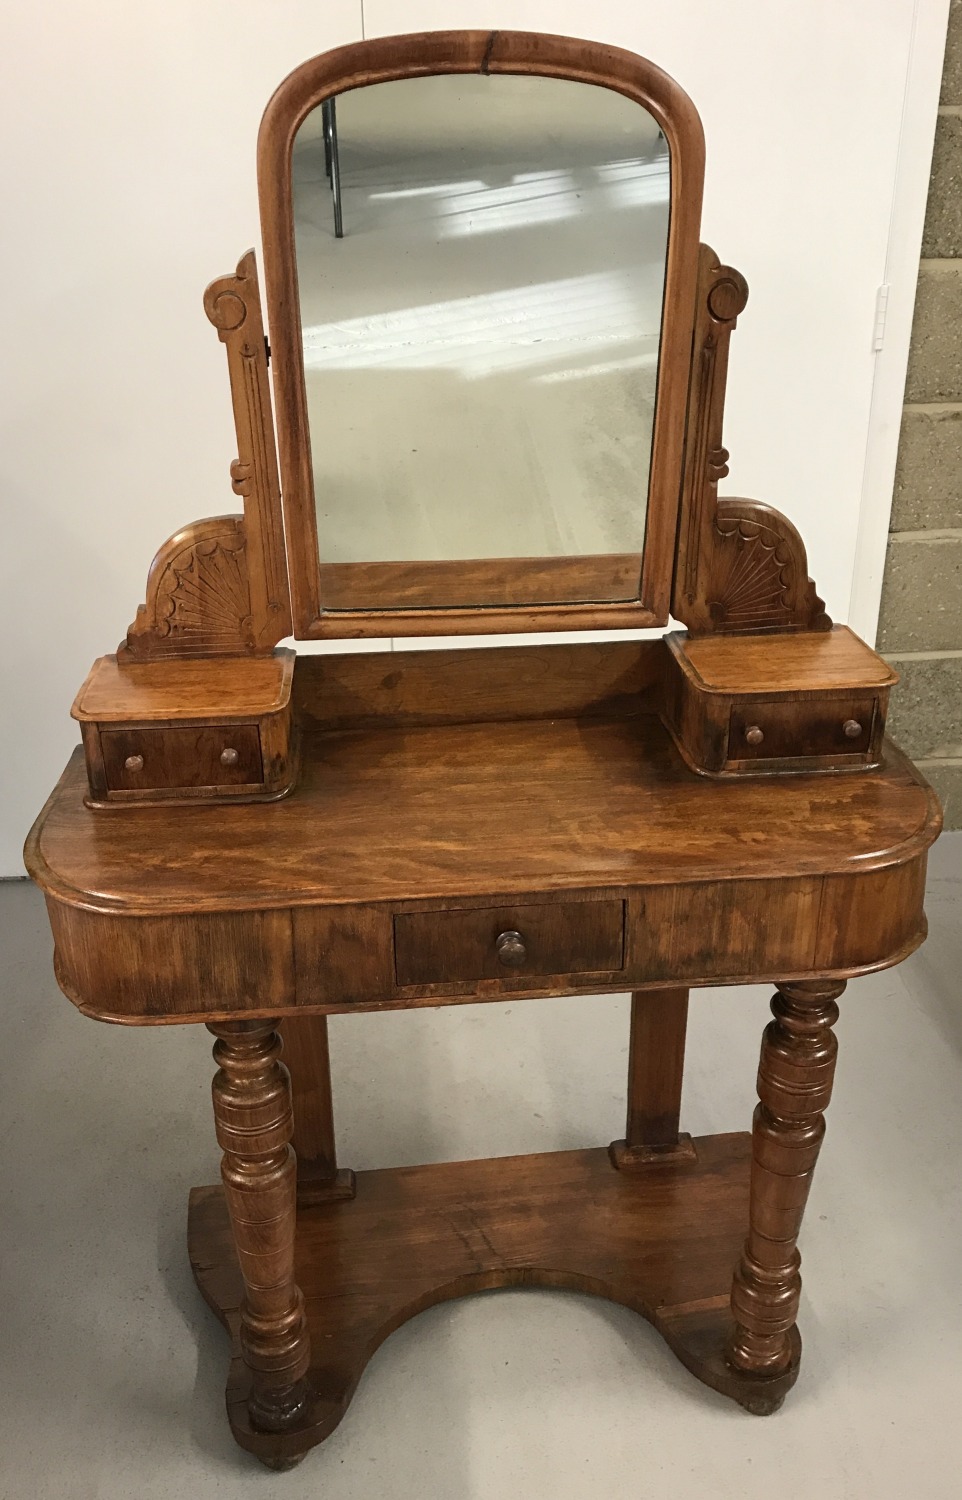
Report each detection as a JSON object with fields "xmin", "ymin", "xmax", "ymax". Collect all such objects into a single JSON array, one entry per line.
[
  {"xmin": 708, "ymin": 518, "xmax": 795, "ymax": 630},
  {"xmin": 125, "ymin": 517, "xmax": 255, "ymax": 658},
  {"xmin": 154, "ymin": 536, "xmax": 254, "ymax": 647}
]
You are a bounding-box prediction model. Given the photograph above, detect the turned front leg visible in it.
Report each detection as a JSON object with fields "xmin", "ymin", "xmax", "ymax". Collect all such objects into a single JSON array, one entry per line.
[
  {"xmin": 208, "ymin": 1020, "xmax": 311, "ymax": 1431},
  {"xmin": 729, "ymin": 979, "xmax": 843, "ymax": 1377}
]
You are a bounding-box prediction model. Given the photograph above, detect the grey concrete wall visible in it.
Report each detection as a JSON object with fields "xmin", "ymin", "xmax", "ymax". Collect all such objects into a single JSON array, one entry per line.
[{"xmin": 880, "ymin": 0, "xmax": 962, "ymax": 824}]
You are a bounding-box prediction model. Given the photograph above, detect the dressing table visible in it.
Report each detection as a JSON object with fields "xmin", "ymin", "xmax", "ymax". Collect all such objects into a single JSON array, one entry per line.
[{"xmin": 26, "ymin": 31, "xmax": 941, "ymax": 1470}]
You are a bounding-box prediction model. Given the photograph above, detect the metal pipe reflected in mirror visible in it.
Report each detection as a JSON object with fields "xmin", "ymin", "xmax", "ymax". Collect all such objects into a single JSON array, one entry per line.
[{"xmin": 321, "ymin": 97, "xmax": 344, "ymax": 239}]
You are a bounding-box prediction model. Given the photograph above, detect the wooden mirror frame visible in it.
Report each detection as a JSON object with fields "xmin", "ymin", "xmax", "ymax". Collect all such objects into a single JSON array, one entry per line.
[
  {"xmin": 122, "ymin": 29, "xmax": 828, "ymax": 664},
  {"xmin": 257, "ymin": 29, "xmax": 706, "ymax": 639}
]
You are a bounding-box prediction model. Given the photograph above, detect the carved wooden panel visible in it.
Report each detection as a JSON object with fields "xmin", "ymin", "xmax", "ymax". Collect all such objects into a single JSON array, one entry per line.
[
  {"xmin": 673, "ymin": 246, "xmax": 830, "ymax": 636},
  {"xmin": 125, "ymin": 517, "xmax": 254, "ymax": 656},
  {"xmin": 125, "ymin": 251, "xmax": 291, "ymax": 658}
]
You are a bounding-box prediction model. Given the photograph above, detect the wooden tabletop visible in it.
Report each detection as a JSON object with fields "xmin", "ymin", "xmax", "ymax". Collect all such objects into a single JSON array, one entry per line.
[
  {"xmin": 30, "ymin": 715, "xmax": 940, "ymax": 916},
  {"xmin": 673, "ymin": 627, "xmax": 899, "ymax": 694},
  {"xmin": 71, "ymin": 651, "xmax": 294, "ymax": 723}
]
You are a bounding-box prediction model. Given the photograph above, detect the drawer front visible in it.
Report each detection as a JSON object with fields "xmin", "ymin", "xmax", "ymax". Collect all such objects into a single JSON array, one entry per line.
[
  {"xmin": 394, "ymin": 900, "xmax": 625, "ymax": 988},
  {"xmin": 101, "ymin": 724, "xmax": 263, "ymax": 791},
  {"xmin": 727, "ymin": 696, "xmax": 877, "ymax": 764}
]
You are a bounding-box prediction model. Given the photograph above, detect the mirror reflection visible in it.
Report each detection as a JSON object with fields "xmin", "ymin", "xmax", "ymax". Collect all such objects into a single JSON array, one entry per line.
[{"xmin": 292, "ymin": 73, "xmax": 670, "ymax": 610}]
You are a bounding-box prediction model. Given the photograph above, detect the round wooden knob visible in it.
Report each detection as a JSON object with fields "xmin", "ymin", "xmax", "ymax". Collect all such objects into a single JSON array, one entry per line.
[
  {"xmin": 842, "ymin": 719, "xmax": 863, "ymax": 740},
  {"xmin": 744, "ymin": 725, "xmax": 764, "ymax": 747},
  {"xmin": 220, "ymin": 747, "xmax": 240, "ymax": 767},
  {"xmin": 495, "ymin": 930, "xmax": 527, "ymax": 967},
  {"xmin": 124, "ymin": 754, "xmax": 144, "ymax": 772}
]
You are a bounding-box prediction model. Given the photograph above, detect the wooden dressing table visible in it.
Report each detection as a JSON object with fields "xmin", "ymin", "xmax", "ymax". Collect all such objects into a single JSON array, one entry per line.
[{"xmin": 26, "ymin": 31, "xmax": 941, "ymax": 1470}]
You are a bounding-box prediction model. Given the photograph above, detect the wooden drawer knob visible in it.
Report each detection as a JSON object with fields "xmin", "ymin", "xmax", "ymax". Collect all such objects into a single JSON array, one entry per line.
[
  {"xmin": 124, "ymin": 754, "xmax": 144, "ymax": 772},
  {"xmin": 495, "ymin": 930, "xmax": 527, "ymax": 967},
  {"xmin": 220, "ymin": 747, "xmax": 240, "ymax": 767},
  {"xmin": 744, "ymin": 725, "xmax": 764, "ymax": 747},
  {"xmin": 843, "ymin": 719, "xmax": 863, "ymax": 739}
]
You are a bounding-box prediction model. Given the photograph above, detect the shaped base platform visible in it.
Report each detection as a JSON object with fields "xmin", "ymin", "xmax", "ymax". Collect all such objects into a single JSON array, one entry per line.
[{"xmin": 188, "ymin": 1135, "xmax": 800, "ymax": 1466}]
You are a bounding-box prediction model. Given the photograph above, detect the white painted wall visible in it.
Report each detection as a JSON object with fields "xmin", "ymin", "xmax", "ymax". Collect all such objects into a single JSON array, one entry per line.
[
  {"xmin": 0, "ymin": 1, "xmax": 946, "ymax": 874},
  {"xmin": 850, "ymin": 0, "xmax": 952, "ymax": 639}
]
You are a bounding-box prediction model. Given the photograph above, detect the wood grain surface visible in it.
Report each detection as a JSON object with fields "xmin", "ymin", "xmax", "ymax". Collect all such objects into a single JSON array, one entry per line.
[
  {"xmin": 189, "ymin": 1136, "xmax": 799, "ymax": 1462},
  {"xmin": 208, "ymin": 1020, "xmax": 311, "ymax": 1432},
  {"xmin": 675, "ymin": 628, "xmax": 898, "ymax": 694},
  {"xmin": 663, "ymin": 629, "xmax": 894, "ymax": 776},
  {"xmin": 280, "ymin": 1016, "xmax": 356, "ymax": 1206},
  {"xmin": 73, "ymin": 652, "xmax": 294, "ymax": 721},
  {"xmin": 610, "ymin": 988, "xmax": 692, "ymax": 1166},
  {"xmin": 31, "ymin": 716, "xmax": 938, "ymax": 916},
  {"xmin": 728, "ymin": 980, "xmax": 841, "ymax": 1377},
  {"xmin": 317, "ymin": 554, "xmax": 644, "ymax": 611},
  {"xmin": 30, "ymin": 640, "xmax": 940, "ymax": 1023},
  {"xmin": 100, "ymin": 724, "xmax": 263, "ymax": 792},
  {"xmin": 292, "ymin": 640, "xmax": 662, "ymax": 732},
  {"xmin": 394, "ymin": 898, "xmax": 625, "ymax": 986}
]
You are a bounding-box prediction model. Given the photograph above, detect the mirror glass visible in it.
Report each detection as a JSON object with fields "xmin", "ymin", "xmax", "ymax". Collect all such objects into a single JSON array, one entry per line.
[{"xmin": 292, "ymin": 74, "xmax": 670, "ymax": 610}]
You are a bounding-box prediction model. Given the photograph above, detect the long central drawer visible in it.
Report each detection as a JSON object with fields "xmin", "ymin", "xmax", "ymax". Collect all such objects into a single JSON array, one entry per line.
[{"xmin": 393, "ymin": 899, "xmax": 626, "ymax": 988}]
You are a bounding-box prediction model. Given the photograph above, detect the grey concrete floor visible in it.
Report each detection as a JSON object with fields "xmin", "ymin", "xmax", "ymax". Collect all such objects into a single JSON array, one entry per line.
[{"xmin": 2, "ymin": 839, "xmax": 962, "ymax": 1499}]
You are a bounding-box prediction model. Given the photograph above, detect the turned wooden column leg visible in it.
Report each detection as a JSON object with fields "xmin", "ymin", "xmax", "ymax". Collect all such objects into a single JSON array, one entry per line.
[
  {"xmin": 610, "ymin": 988, "xmax": 696, "ymax": 1168},
  {"xmin": 208, "ymin": 1020, "xmax": 312, "ymax": 1433},
  {"xmin": 728, "ymin": 979, "xmax": 843, "ymax": 1379},
  {"xmin": 280, "ymin": 1016, "xmax": 355, "ymax": 1206}
]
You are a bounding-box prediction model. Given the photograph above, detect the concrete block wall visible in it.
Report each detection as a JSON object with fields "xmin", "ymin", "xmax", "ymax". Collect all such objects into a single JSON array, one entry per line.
[{"xmin": 880, "ymin": 0, "xmax": 962, "ymax": 824}]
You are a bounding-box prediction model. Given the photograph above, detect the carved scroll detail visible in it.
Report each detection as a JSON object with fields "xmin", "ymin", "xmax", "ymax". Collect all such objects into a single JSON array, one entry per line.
[
  {"xmin": 124, "ymin": 251, "xmax": 291, "ymax": 658},
  {"xmin": 673, "ymin": 246, "xmax": 830, "ymax": 635}
]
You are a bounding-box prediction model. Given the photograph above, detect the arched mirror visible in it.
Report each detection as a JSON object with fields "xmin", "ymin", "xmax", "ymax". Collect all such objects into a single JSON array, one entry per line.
[{"xmin": 259, "ymin": 32, "xmax": 705, "ymax": 636}]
